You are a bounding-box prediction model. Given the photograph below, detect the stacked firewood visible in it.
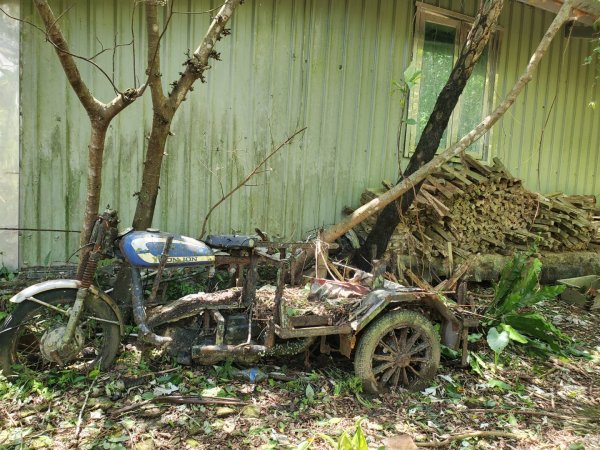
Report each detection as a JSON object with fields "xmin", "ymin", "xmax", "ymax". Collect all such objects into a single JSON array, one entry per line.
[
  {"xmin": 591, "ymin": 206, "xmax": 600, "ymax": 251},
  {"xmin": 353, "ymin": 155, "xmax": 596, "ymax": 260}
]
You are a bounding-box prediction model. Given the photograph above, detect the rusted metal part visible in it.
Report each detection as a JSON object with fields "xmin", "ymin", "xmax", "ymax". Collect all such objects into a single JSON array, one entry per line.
[
  {"xmin": 289, "ymin": 315, "xmax": 333, "ymax": 328},
  {"xmin": 192, "ymin": 344, "xmax": 266, "ymax": 365},
  {"xmin": 278, "ymin": 298, "xmax": 289, "ymax": 329},
  {"xmin": 371, "ymin": 259, "xmax": 386, "ymax": 290},
  {"xmin": 147, "ymin": 288, "xmax": 242, "ymax": 328},
  {"xmin": 192, "ymin": 337, "xmax": 316, "ymax": 364},
  {"xmin": 212, "ymin": 310, "xmax": 225, "ymax": 345},
  {"xmin": 243, "ymin": 254, "xmax": 258, "ymax": 304},
  {"xmin": 59, "ymin": 287, "xmax": 88, "ymax": 349},
  {"xmin": 264, "ymin": 320, "xmax": 276, "ymax": 348},
  {"xmin": 149, "ymin": 234, "xmax": 173, "ymax": 304},
  {"xmin": 461, "ymin": 325, "xmax": 470, "ymax": 366},
  {"xmin": 350, "ymin": 290, "xmax": 396, "ymax": 332},
  {"xmin": 274, "ymin": 323, "xmax": 352, "ymax": 338},
  {"xmin": 339, "ymin": 334, "xmax": 356, "ymax": 358},
  {"xmin": 273, "ymin": 263, "xmax": 286, "ymax": 325},
  {"xmin": 319, "ymin": 336, "xmax": 331, "ymax": 354},
  {"xmin": 131, "ymin": 267, "xmax": 172, "ymax": 346}
]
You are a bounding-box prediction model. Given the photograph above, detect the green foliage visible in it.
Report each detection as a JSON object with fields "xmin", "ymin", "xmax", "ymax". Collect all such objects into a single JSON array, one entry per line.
[
  {"xmin": 486, "ymin": 327, "xmax": 509, "ymax": 366},
  {"xmin": 0, "ymin": 262, "xmax": 15, "ymax": 282},
  {"xmin": 484, "ymin": 251, "xmax": 575, "ymax": 358},
  {"xmin": 393, "ymin": 62, "xmax": 421, "ymax": 124},
  {"xmin": 296, "ymin": 421, "xmax": 374, "ymax": 450}
]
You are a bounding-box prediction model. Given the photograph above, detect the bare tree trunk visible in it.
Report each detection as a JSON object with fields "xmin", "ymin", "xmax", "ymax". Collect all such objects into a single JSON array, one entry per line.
[
  {"xmin": 355, "ymin": 0, "xmax": 504, "ymax": 268},
  {"xmin": 82, "ymin": 122, "xmax": 110, "ymax": 242},
  {"xmin": 320, "ymin": 0, "xmax": 572, "ymax": 247}
]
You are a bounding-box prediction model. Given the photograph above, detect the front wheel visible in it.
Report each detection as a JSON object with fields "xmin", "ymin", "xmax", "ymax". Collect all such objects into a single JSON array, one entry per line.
[
  {"xmin": 354, "ymin": 310, "xmax": 440, "ymax": 393},
  {"xmin": 0, "ymin": 289, "xmax": 121, "ymax": 377}
]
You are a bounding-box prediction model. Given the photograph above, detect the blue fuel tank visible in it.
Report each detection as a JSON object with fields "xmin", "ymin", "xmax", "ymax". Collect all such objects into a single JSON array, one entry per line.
[{"xmin": 119, "ymin": 230, "xmax": 215, "ymax": 268}]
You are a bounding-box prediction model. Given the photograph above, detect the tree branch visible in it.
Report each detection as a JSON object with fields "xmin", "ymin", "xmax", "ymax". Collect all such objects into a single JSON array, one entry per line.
[
  {"xmin": 169, "ymin": 0, "xmax": 242, "ymax": 109},
  {"xmin": 33, "ymin": 0, "xmax": 116, "ymax": 111},
  {"xmin": 321, "ymin": 0, "xmax": 573, "ymax": 243},
  {"xmin": 198, "ymin": 127, "xmax": 307, "ymax": 239},
  {"xmin": 145, "ymin": 2, "xmax": 168, "ymax": 107}
]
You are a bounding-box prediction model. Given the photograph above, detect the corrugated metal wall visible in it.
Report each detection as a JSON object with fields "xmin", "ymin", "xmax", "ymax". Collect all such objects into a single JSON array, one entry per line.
[
  {"xmin": 19, "ymin": 0, "xmax": 600, "ymax": 267},
  {"xmin": 0, "ymin": 0, "xmax": 20, "ymax": 271}
]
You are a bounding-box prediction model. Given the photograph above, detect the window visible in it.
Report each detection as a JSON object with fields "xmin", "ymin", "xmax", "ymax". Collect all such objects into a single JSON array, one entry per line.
[{"xmin": 405, "ymin": 3, "xmax": 500, "ymax": 160}]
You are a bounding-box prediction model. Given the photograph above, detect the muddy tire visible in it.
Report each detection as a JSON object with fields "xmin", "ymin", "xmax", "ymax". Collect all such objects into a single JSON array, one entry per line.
[
  {"xmin": 354, "ymin": 310, "xmax": 440, "ymax": 393},
  {"xmin": 0, "ymin": 289, "xmax": 120, "ymax": 377}
]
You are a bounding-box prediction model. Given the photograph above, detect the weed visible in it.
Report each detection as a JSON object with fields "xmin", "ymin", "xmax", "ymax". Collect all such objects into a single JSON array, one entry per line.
[{"xmin": 484, "ymin": 250, "xmax": 579, "ymax": 359}]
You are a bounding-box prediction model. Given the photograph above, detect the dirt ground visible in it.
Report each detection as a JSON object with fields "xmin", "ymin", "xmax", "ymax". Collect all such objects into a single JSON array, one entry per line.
[{"xmin": 0, "ymin": 282, "xmax": 599, "ymax": 449}]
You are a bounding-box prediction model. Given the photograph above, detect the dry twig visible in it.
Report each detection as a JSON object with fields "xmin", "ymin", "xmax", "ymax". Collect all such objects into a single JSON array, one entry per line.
[
  {"xmin": 417, "ymin": 430, "xmax": 522, "ymax": 448},
  {"xmin": 111, "ymin": 395, "xmax": 248, "ymax": 416},
  {"xmin": 198, "ymin": 127, "xmax": 307, "ymax": 239}
]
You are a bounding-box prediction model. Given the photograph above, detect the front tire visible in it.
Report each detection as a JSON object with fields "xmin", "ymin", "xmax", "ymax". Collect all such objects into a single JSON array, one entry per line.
[
  {"xmin": 0, "ymin": 289, "xmax": 121, "ymax": 377},
  {"xmin": 354, "ymin": 310, "xmax": 440, "ymax": 393}
]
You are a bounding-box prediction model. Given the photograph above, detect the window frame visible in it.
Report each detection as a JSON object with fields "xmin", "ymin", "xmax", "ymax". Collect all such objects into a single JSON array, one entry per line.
[{"xmin": 405, "ymin": 2, "xmax": 501, "ymax": 161}]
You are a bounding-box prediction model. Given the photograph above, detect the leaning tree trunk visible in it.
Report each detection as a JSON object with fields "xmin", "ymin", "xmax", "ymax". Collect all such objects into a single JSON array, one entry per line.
[
  {"xmin": 319, "ymin": 0, "xmax": 572, "ymax": 248},
  {"xmin": 356, "ymin": 0, "xmax": 504, "ymax": 268}
]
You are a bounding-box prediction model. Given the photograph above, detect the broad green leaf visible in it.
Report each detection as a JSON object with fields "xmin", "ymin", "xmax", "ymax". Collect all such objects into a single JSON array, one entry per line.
[
  {"xmin": 351, "ymin": 423, "xmax": 368, "ymax": 450},
  {"xmin": 486, "ymin": 327, "xmax": 509, "ymax": 354},
  {"xmin": 503, "ymin": 312, "xmax": 570, "ymax": 345},
  {"xmin": 498, "ymin": 323, "xmax": 528, "ymax": 344},
  {"xmin": 336, "ymin": 432, "xmax": 353, "ymax": 450},
  {"xmin": 487, "ymin": 378, "xmax": 511, "ymax": 391},
  {"xmin": 305, "ymin": 384, "xmax": 315, "ymax": 402},
  {"xmin": 141, "ymin": 392, "xmax": 155, "ymax": 400},
  {"xmin": 404, "ymin": 118, "xmax": 417, "ymax": 125}
]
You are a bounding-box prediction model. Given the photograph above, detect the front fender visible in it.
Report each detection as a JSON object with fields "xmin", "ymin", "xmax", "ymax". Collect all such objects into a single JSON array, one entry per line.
[
  {"xmin": 10, "ymin": 280, "xmax": 82, "ymax": 303},
  {"xmin": 9, "ymin": 280, "xmax": 125, "ymax": 335}
]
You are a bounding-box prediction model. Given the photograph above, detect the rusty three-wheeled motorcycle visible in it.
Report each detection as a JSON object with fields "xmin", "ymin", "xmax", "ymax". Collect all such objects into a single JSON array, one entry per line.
[{"xmin": 0, "ymin": 209, "xmax": 473, "ymax": 392}]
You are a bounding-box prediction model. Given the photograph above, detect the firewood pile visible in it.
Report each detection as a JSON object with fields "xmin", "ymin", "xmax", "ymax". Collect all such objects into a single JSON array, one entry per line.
[{"xmin": 352, "ymin": 155, "xmax": 597, "ymax": 260}]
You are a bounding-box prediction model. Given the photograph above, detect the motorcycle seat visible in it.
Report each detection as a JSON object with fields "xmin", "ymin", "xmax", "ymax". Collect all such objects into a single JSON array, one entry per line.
[{"xmin": 205, "ymin": 234, "xmax": 258, "ymax": 250}]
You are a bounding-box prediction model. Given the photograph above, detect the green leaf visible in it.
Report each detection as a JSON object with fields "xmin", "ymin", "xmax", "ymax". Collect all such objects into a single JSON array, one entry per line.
[
  {"xmin": 487, "ymin": 378, "xmax": 511, "ymax": 391},
  {"xmin": 487, "ymin": 327, "xmax": 509, "ymax": 355},
  {"xmin": 305, "ymin": 384, "xmax": 315, "ymax": 402},
  {"xmin": 503, "ymin": 312, "xmax": 570, "ymax": 345},
  {"xmin": 351, "ymin": 422, "xmax": 368, "ymax": 450},
  {"xmin": 404, "ymin": 118, "xmax": 417, "ymax": 125},
  {"xmin": 336, "ymin": 432, "xmax": 353, "ymax": 450},
  {"xmin": 403, "ymin": 62, "xmax": 421, "ymax": 87},
  {"xmin": 141, "ymin": 392, "xmax": 155, "ymax": 400},
  {"xmin": 498, "ymin": 323, "xmax": 528, "ymax": 344}
]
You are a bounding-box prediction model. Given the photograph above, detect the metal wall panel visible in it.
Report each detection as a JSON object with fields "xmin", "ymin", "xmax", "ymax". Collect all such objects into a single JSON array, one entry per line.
[
  {"xmin": 0, "ymin": 1, "xmax": 20, "ymax": 271},
  {"xmin": 492, "ymin": 0, "xmax": 600, "ymax": 195},
  {"xmin": 18, "ymin": 0, "xmax": 600, "ymax": 267},
  {"xmin": 19, "ymin": 0, "xmax": 413, "ymax": 266}
]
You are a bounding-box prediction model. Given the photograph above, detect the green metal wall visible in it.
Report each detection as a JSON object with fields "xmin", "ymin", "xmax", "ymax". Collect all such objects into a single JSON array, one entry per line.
[{"xmin": 18, "ymin": 0, "xmax": 600, "ymax": 267}]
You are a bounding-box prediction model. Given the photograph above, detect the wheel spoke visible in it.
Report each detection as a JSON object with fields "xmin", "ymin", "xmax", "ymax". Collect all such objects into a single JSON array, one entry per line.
[
  {"xmin": 402, "ymin": 367, "xmax": 409, "ymax": 386},
  {"xmin": 390, "ymin": 329, "xmax": 401, "ymax": 352},
  {"xmin": 373, "ymin": 353, "xmax": 395, "ymax": 362},
  {"xmin": 398, "ymin": 327, "xmax": 408, "ymax": 351},
  {"xmin": 373, "ymin": 361, "xmax": 395, "ymax": 375},
  {"xmin": 407, "ymin": 364, "xmax": 422, "ymax": 377},
  {"xmin": 408, "ymin": 342, "xmax": 430, "ymax": 356},
  {"xmin": 381, "ymin": 366, "xmax": 397, "ymax": 384},
  {"xmin": 405, "ymin": 330, "xmax": 422, "ymax": 352},
  {"xmin": 378, "ymin": 339, "xmax": 398, "ymax": 356},
  {"xmin": 391, "ymin": 367, "xmax": 401, "ymax": 390},
  {"xmin": 408, "ymin": 357, "xmax": 430, "ymax": 363}
]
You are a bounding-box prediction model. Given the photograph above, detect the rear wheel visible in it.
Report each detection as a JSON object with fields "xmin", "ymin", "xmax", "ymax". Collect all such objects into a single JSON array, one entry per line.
[
  {"xmin": 354, "ymin": 310, "xmax": 440, "ymax": 393},
  {"xmin": 0, "ymin": 289, "xmax": 121, "ymax": 377}
]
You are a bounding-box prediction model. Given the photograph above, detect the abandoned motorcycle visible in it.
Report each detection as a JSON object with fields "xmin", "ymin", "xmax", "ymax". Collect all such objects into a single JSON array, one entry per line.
[{"xmin": 0, "ymin": 209, "xmax": 471, "ymax": 392}]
